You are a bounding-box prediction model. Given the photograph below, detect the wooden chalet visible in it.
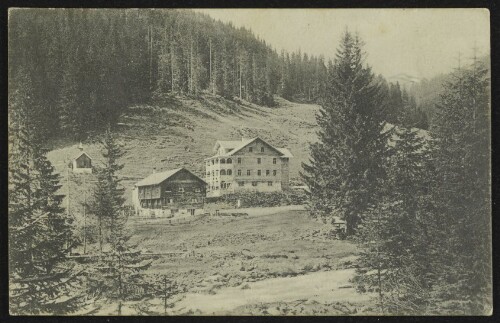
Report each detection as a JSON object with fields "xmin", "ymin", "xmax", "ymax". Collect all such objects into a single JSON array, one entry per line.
[{"xmin": 132, "ymin": 168, "xmax": 207, "ymax": 217}]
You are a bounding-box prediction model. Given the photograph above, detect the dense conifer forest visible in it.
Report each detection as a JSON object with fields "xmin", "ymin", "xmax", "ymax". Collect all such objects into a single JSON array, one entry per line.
[{"xmin": 9, "ymin": 9, "xmax": 427, "ymax": 142}]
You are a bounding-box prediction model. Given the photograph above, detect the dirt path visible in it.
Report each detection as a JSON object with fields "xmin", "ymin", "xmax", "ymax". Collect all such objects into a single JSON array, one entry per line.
[{"xmin": 172, "ymin": 268, "xmax": 370, "ymax": 315}]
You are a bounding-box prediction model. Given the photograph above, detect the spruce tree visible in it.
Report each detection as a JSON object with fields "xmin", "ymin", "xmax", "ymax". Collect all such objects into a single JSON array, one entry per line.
[
  {"xmin": 430, "ymin": 57, "xmax": 491, "ymax": 314},
  {"xmin": 89, "ymin": 128, "xmax": 151, "ymax": 315},
  {"xmin": 9, "ymin": 70, "xmax": 83, "ymax": 314},
  {"xmin": 353, "ymin": 121, "xmax": 435, "ymax": 314},
  {"xmin": 91, "ymin": 127, "xmax": 125, "ymax": 254},
  {"xmin": 301, "ymin": 30, "xmax": 391, "ymax": 235}
]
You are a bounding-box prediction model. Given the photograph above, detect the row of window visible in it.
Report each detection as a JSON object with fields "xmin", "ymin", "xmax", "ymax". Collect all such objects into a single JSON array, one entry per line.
[
  {"xmin": 207, "ymin": 169, "xmax": 279, "ymax": 177},
  {"xmin": 208, "ymin": 158, "xmax": 233, "ymax": 165},
  {"xmin": 238, "ymin": 181, "xmax": 274, "ymax": 187},
  {"xmin": 207, "ymin": 157, "xmax": 278, "ymax": 165},
  {"xmin": 140, "ymin": 197, "xmax": 201, "ymax": 208},
  {"xmin": 164, "ymin": 187, "xmax": 202, "ymax": 193},
  {"xmin": 210, "ymin": 181, "xmax": 274, "ymax": 190}
]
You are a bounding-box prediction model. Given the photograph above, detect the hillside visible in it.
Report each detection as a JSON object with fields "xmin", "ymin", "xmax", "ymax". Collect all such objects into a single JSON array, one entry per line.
[{"xmin": 47, "ymin": 95, "xmax": 319, "ymax": 209}]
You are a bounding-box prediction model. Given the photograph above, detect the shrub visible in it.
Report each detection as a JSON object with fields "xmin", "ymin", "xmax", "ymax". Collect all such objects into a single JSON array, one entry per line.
[{"xmin": 205, "ymin": 190, "xmax": 307, "ymax": 208}]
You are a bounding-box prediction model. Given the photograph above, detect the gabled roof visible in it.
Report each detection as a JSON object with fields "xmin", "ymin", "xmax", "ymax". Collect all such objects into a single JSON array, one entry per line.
[
  {"xmin": 135, "ymin": 168, "xmax": 206, "ymax": 187},
  {"xmin": 216, "ymin": 140, "xmax": 248, "ymax": 150},
  {"xmin": 213, "ymin": 138, "xmax": 255, "ymax": 155},
  {"xmin": 72, "ymin": 151, "xmax": 93, "ymax": 161},
  {"xmin": 210, "ymin": 137, "xmax": 293, "ymax": 159},
  {"xmin": 228, "ymin": 137, "xmax": 284, "ymax": 157}
]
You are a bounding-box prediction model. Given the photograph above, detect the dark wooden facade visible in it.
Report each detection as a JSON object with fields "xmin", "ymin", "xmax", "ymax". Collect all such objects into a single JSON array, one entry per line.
[{"xmin": 137, "ymin": 169, "xmax": 206, "ymax": 211}]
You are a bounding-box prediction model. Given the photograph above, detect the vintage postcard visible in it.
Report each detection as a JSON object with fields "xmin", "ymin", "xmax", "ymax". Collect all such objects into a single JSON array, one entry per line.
[{"xmin": 8, "ymin": 8, "xmax": 491, "ymax": 315}]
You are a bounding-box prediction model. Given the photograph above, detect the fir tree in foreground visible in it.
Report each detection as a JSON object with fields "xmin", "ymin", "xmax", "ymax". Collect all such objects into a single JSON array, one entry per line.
[
  {"xmin": 430, "ymin": 57, "xmax": 491, "ymax": 314},
  {"xmin": 91, "ymin": 128, "xmax": 126, "ymax": 254},
  {"xmin": 301, "ymin": 30, "xmax": 391, "ymax": 235},
  {"xmin": 9, "ymin": 70, "xmax": 83, "ymax": 314},
  {"xmin": 88, "ymin": 129, "xmax": 151, "ymax": 315},
  {"xmin": 353, "ymin": 120, "xmax": 435, "ymax": 314},
  {"xmin": 353, "ymin": 55, "xmax": 491, "ymax": 315}
]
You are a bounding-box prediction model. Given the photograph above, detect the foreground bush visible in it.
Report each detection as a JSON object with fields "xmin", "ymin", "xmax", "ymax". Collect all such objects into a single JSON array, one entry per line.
[{"xmin": 205, "ymin": 190, "xmax": 307, "ymax": 208}]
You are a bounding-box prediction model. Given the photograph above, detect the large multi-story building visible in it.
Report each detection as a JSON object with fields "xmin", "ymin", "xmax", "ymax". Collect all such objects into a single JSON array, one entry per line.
[{"xmin": 205, "ymin": 137, "xmax": 293, "ymax": 197}]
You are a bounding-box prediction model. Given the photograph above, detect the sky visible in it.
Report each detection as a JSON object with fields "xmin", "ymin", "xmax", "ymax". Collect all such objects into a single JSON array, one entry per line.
[{"xmin": 195, "ymin": 9, "xmax": 490, "ymax": 80}]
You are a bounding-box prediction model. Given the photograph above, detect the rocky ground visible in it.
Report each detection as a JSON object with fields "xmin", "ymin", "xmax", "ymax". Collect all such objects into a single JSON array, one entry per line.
[{"xmin": 80, "ymin": 207, "xmax": 375, "ymax": 315}]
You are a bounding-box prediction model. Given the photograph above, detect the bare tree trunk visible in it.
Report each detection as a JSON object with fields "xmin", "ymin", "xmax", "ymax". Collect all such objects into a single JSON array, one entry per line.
[
  {"xmin": 98, "ymin": 213, "xmax": 103, "ymax": 256},
  {"xmin": 239, "ymin": 63, "xmax": 242, "ymax": 99},
  {"xmin": 83, "ymin": 176, "xmax": 87, "ymax": 254},
  {"xmin": 209, "ymin": 38, "xmax": 212, "ymax": 94},
  {"xmin": 149, "ymin": 25, "xmax": 153, "ymax": 90}
]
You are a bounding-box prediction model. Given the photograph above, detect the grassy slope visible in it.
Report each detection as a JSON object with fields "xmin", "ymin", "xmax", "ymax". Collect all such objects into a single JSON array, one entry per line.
[{"xmin": 47, "ymin": 95, "xmax": 319, "ymax": 209}]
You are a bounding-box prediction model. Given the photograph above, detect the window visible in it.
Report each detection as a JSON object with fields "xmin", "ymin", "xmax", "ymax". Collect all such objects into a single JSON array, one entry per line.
[
  {"xmin": 206, "ymin": 171, "xmax": 210, "ymax": 175},
  {"xmin": 268, "ymin": 181, "xmax": 273, "ymax": 186},
  {"xmin": 266, "ymin": 170, "xmax": 270, "ymax": 176},
  {"xmin": 220, "ymin": 170, "xmax": 226, "ymax": 175},
  {"xmin": 216, "ymin": 170, "xmax": 219, "ymax": 175},
  {"xmin": 227, "ymin": 169, "xmax": 232, "ymax": 175},
  {"xmin": 273, "ymin": 158, "xmax": 277, "ymax": 164},
  {"xmin": 249, "ymin": 147, "xmax": 253, "ymax": 152},
  {"xmin": 211, "ymin": 160, "xmax": 214, "ymax": 165},
  {"xmin": 220, "ymin": 158, "xmax": 226, "ymax": 164},
  {"xmin": 247, "ymin": 170, "xmax": 251, "ymax": 176},
  {"xmin": 257, "ymin": 158, "xmax": 261, "ymax": 164},
  {"xmin": 273, "ymin": 170, "xmax": 277, "ymax": 176},
  {"xmin": 261, "ymin": 147, "xmax": 265, "ymax": 152},
  {"xmin": 238, "ymin": 169, "xmax": 242, "ymax": 176},
  {"xmin": 238, "ymin": 181, "xmax": 244, "ymax": 187},
  {"xmin": 212, "ymin": 170, "xmax": 214, "ymax": 176},
  {"xmin": 257, "ymin": 170, "xmax": 261, "ymax": 176},
  {"xmin": 252, "ymin": 181, "xmax": 258, "ymax": 187},
  {"xmin": 227, "ymin": 158, "xmax": 232, "ymax": 164},
  {"xmin": 238, "ymin": 158, "xmax": 241, "ymax": 164},
  {"xmin": 178, "ymin": 187, "xmax": 184, "ymax": 193}
]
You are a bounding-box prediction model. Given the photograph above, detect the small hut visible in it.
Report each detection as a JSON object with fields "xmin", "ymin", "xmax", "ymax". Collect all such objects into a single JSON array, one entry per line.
[{"xmin": 70, "ymin": 143, "xmax": 93, "ymax": 173}]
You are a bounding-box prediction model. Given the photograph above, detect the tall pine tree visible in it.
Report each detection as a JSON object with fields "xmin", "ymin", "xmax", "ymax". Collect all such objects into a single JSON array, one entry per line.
[
  {"xmin": 301, "ymin": 30, "xmax": 391, "ymax": 235},
  {"xmin": 9, "ymin": 69, "xmax": 84, "ymax": 314},
  {"xmin": 88, "ymin": 128, "xmax": 151, "ymax": 315},
  {"xmin": 430, "ymin": 57, "xmax": 491, "ymax": 314}
]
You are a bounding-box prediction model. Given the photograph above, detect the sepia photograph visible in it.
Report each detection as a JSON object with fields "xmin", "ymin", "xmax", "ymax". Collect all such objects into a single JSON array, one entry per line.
[{"xmin": 7, "ymin": 8, "xmax": 492, "ymax": 316}]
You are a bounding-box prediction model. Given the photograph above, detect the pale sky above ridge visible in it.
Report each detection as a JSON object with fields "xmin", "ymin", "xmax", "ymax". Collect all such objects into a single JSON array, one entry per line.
[{"xmin": 195, "ymin": 9, "xmax": 490, "ymax": 80}]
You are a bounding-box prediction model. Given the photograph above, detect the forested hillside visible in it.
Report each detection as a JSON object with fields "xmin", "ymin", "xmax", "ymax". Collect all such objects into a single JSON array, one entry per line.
[
  {"xmin": 9, "ymin": 8, "xmax": 427, "ymax": 142},
  {"xmin": 408, "ymin": 54, "xmax": 490, "ymax": 123}
]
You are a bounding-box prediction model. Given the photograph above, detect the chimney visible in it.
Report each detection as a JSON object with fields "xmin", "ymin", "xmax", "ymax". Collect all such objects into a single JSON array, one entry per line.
[
  {"xmin": 78, "ymin": 142, "xmax": 84, "ymax": 151},
  {"xmin": 152, "ymin": 167, "xmax": 156, "ymax": 174}
]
